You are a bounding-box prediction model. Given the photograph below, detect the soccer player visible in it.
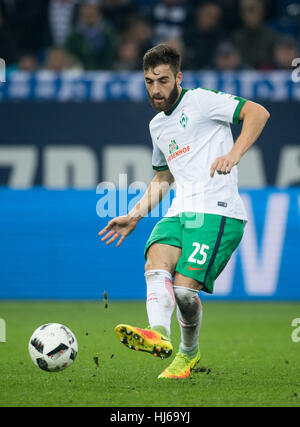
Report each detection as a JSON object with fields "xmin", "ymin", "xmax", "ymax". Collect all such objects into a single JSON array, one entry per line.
[{"xmin": 99, "ymin": 44, "xmax": 270, "ymax": 379}]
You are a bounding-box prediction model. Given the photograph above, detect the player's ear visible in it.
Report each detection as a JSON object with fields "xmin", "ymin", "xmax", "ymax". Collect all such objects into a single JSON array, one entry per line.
[{"xmin": 176, "ymin": 72, "xmax": 183, "ymax": 86}]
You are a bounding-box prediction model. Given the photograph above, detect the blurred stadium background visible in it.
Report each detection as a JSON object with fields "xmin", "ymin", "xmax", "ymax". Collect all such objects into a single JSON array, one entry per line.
[{"xmin": 0, "ymin": 0, "xmax": 299, "ymax": 301}]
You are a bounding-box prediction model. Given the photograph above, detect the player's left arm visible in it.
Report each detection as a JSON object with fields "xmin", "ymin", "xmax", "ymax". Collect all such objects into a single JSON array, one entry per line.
[{"xmin": 210, "ymin": 101, "xmax": 270, "ymax": 178}]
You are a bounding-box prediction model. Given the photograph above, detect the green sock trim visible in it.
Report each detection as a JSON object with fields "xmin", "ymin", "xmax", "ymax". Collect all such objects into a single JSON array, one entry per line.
[
  {"xmin": 152, "ymin": 326, "xmax": 170, "ymax": 339},
  {"xmin": 179, "ymin": 345, "xmax": 199, "ymax": 358}
]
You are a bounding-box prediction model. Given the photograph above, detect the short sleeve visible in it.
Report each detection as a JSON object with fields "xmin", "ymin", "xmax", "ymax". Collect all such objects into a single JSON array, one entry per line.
[
  {"xmin": 149, "ymin": 121, "xmax": 168, "ymax": 171},
  {"xmin": 196, "ymin": 88, "xmax": 247, "ymax": 125},
  {"xmin": 152, "ymin": 142, "xmax": 168, "ymax": 171}
]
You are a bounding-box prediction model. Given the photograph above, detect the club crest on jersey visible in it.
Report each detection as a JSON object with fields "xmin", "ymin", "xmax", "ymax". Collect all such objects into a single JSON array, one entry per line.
[
  {"xmin": 169, "ymin": 139, "xmax": 179, "ymax": 154},
  {"xmin": 180, "ymin": 110, "xmax": 188, "ymax": 129},
  {"xmin": 167, "ymin": 141, "xmax": 191, "ymax": 163}
]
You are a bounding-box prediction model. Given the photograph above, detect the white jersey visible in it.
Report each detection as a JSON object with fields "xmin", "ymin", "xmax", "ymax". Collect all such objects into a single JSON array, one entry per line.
[{"xmin": 150, "ymin": 87, "xmax": 248, "ymax": 221}]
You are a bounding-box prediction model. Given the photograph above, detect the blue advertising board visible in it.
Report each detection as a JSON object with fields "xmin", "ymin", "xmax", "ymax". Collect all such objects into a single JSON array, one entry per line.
[
  {"xmin": 0, "ymin": 188, "xmax": 299, "ymax": 300},
  {"xmin": 1, "ymin": 70, "xmax": 300, "ymax": 101}
]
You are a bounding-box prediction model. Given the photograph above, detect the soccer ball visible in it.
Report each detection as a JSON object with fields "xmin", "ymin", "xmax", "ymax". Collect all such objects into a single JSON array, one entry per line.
[{"xmin": 28, "ymin": 323, "xmax": 78, "ymax": 372}]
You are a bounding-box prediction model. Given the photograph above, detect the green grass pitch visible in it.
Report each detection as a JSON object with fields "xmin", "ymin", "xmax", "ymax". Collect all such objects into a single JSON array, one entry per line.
[{"xmin": 0, "ymin": 300, "xmax": 300, "ymax": 407}]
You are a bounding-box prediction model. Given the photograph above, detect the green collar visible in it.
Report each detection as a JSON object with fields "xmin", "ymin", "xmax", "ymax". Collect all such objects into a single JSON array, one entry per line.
[{"xmin": 164, "ymin": 88, "xmax": 188, "ymax": 116}]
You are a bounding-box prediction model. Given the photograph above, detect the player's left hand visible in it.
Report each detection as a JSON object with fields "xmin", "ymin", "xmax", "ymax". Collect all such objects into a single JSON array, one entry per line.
[{"xmin": 210, "ymin": 151, "xmax": 241, "ymax": 178}]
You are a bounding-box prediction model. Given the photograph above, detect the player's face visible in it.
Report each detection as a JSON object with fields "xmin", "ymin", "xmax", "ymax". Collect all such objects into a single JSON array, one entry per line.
[{"xmin": 144, "ymin": 65, "xmax": 183, "ymax": 112}]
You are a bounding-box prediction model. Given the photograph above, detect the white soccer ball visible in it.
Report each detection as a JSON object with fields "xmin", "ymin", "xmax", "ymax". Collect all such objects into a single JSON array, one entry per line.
[{"xmin": 28, "ymin": 323, "xmax": 78, "ymax": 372}]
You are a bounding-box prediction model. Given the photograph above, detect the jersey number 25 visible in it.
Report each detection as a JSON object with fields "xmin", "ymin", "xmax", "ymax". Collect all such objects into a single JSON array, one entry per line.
[{"xmin": 188, "ymin": 243, "xmax": 210, "ymax": 265}]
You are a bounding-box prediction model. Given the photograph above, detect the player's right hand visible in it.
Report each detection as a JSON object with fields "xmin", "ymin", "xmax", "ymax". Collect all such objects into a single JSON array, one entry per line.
[{"xmin": 98, "ymin": 215, "xmax": 139, "ymax": 247}]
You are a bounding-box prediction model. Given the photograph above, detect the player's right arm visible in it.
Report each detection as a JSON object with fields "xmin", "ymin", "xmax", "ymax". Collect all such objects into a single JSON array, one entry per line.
[{"xmin": 98, "ymin": 169, "xmax": 174, "ymax": 247}]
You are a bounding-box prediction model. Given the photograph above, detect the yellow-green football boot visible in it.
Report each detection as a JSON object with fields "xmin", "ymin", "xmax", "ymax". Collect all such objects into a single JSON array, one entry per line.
[
  {"xmin": 115, "ymin": 324, "xmax": 173, "ymax": 359},
  {"xmin": 158, "ymin": 351, "xmax": 201, "ymax": 379}
]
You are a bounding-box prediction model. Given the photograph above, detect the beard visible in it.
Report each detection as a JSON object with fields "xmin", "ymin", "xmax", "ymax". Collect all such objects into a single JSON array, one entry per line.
[{"xmin": 147, "ymin": 83, "xmax": 180, "ymax": 112}]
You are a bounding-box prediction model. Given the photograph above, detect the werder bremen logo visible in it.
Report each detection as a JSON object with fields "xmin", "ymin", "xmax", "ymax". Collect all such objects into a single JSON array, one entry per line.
[
  {"xmin": 169, "ymin": 139, "xmax": 179, "ymax": 154},
  {"xmin": 180, "ymin": 110, "xmax": 188, "ymax": 129}
]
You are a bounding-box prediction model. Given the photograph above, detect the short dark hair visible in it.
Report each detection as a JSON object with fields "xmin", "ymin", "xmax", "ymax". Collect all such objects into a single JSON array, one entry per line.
[{"xmin": 143, "ymin": 44, "xmax": 181, "ymax": 76}]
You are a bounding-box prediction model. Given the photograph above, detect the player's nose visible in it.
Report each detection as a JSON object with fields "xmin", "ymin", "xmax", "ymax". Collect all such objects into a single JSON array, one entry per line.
[{"xmin": 152, "ymin": 81, "xmax": 162, "ymax": 93}]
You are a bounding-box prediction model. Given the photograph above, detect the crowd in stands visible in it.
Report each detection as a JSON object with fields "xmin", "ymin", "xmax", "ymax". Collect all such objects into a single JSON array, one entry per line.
[{"xmin": 0, "ymin": 0, "xmax": 299, "ymax": 72}]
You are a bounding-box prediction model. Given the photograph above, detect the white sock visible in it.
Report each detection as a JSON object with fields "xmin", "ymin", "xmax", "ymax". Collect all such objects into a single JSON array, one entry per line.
[
  {"xmin": 145, "ymin": 269, "xmax": 175, "ymax": 338},
  {"xmin": 173, "ymin": 286, "xmax": 203, "ymax": 354}
]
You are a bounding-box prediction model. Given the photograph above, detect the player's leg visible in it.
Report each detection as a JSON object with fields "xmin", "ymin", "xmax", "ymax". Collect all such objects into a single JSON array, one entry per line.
[
  {"xmin": 173, "ymin": 274, "xmax": 203, "ymax": 358},
  {"xmin": 158, "ymin": 274, "xmax": 202, "ymax": 379},
  {"xmin": 115, "ymin": 244, "xmax": 181, "ymax": 359},
  {"xmin": 115, "ymin": 217, "xmax": 182, "ymax": 359},
  {"xmin": 158, "ymin": 213, "xmax": 244, "ymax": 378},
  {"xmin": 144, "ymin": 243, "xmax": 181, "ymax": 339}
]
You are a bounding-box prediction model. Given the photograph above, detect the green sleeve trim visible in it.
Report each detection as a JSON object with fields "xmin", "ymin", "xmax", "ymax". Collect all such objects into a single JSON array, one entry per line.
[
  {"xmin": 152, "ymin": 165, "xmax": 169, "ymax": 171},
  {"xmin": 201, "ymin": 87, "xmax": 220, "ymax": 94},
  {"xmin": 233, "ymin": 97, "xmax": 247, "ymax": 125}
]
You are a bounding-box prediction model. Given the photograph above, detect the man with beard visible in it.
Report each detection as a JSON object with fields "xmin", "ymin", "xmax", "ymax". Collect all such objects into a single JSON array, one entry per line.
[{"xmin": 99, "ymin": 44, "xmax": 270, "ymax": 379}]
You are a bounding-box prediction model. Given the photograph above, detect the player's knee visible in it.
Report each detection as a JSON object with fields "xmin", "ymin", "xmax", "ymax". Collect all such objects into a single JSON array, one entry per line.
[
  {"xmin": 144, "ymin": 260, "xmax": 152, "ymax": 272},
  {"xmin": 174, "ymin": 286, "xmax": 202, "ymax": 319},
  {"xmin": 144, "ymin": 259, "xmax": 171, "ymax": 273}
]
